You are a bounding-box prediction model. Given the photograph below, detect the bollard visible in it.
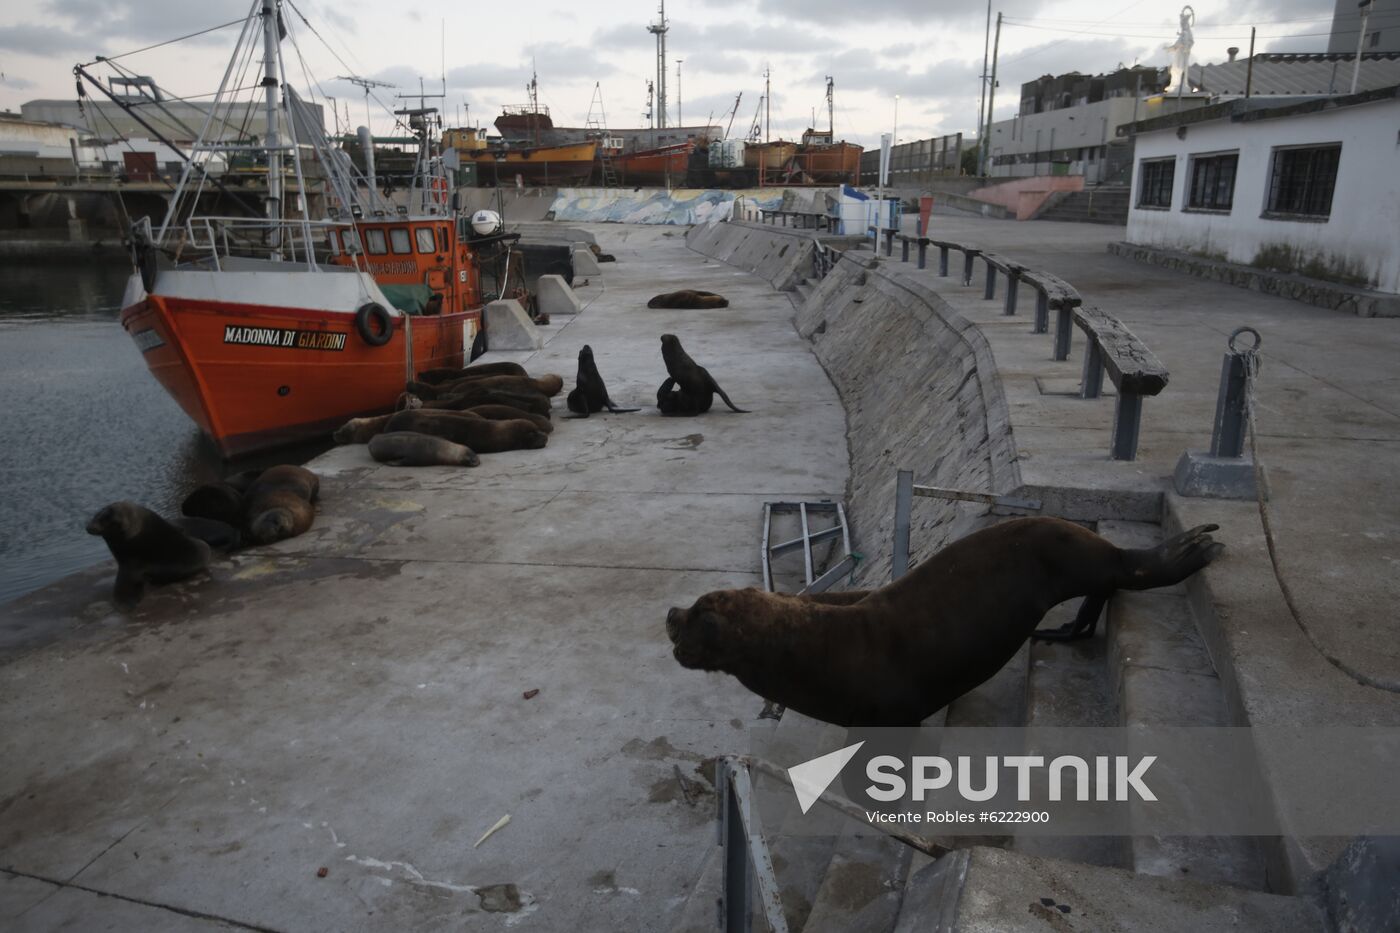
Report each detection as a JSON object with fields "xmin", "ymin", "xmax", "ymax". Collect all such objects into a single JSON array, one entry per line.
[
  {"xmin": 938, "ymin": 245, "xmax": 950, "ymax": 277},
  {"xmin": 1173, "ymin": 328, "xmax": 1267, "ymax": 498},
  {"xmin": 983, "ymin": 261, "xmax": 997, "ymax": 300},
  {"xmin": 901, "ymin": 237, "xmax": 910, "ymax": 262},
  {"xmin": 917, "ymin": 239, "xmax": 928, "ymax": 270},
  {"xmin": 916, "ymin": 217, "xmax": 923, "ymax": 237},
  {"xmin": 1003, "ymin": 272, "xmax": 1020, "ymax": 316},
  {"xmin": 1053, "ymin": 305, "xmax": 1073, "ymax": 361}
]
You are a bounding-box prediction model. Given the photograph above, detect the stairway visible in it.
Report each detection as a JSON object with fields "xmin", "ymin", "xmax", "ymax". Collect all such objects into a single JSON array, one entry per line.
[
  {"xmin": 1036, "ymin": 186, "xmax": 1131, "ymax": 225},
  {"xmin": 668, "ymin": 517, "xmax": 1307, "ymax": 932}
]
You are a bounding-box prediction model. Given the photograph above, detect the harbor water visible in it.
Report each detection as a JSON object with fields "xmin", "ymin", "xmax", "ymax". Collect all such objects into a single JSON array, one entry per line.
[{"xmin": 0, "ymin": 258, "xmax": 322, "ymax": 605}]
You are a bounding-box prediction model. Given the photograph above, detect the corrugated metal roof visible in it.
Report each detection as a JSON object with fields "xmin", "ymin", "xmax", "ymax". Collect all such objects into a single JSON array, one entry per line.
[{"xmin": 1191, "ymin": 52, "xmax": 1400, "ymax": 97}]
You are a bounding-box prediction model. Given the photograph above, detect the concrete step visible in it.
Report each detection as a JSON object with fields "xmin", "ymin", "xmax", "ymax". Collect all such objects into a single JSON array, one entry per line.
[
  {"xmin": 801, "ymin": 830, "xmax": 913, "ymax": 933},
  {"xmin": 1015, "ymin": 597, "xmax": 1129, "ymax": 870},
  {"xmin": 894, "ymin": 846, "xmax": 1326, "ymax": 933},
  {"xmin": 1098, "ymin": 521, "xmax": 1269, "ymax": 892},
  {"xmin": 1036, "ymin": 188, "xmax": 1130, "ymax": 225}
]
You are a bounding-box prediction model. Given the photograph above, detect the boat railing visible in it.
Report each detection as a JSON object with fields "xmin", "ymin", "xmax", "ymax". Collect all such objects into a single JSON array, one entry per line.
[{"xmin": 177, "ymin": 216, "xmax": 356, "ymax": 272}]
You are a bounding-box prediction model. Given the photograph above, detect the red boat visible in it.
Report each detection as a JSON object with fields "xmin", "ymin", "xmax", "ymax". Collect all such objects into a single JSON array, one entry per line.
[
  {"xmin": 608, "ymin": 141, "xmax": 693, "ymax": 186},
  {"xmin": 108, "ymin": 0, "xmax": 497, "ymax": 457}
]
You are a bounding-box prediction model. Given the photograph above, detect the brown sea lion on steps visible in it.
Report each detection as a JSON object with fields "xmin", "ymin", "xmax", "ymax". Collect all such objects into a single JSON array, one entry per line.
[
  {"xmin": 648, "ymin": 290, "xmax": 729, "ymax": 309},
  {"xmin": 417, "ymin": 361, "xmax": 528, "ymax": 384},
  {"xmin": 181, "ymin": 482, "xmax": 245, "ymax": 525},
  {"xmin": 655, "ymin": 333, "xmax": 749, "ymax": 415},
  {"xmin": 368, "ymin": 431, "xmax": 480, "ymax": 467},
  {"xmin": 566, "ymin": 344, "xmax": 639, "ymax": 417},
  {"xmin": 333, "ymin": 414, "xmax": 394, "ymax": 444},
  {"xmin": 665, "ymin": 518, "xmax": 1224, "ymax": 728},
  {"xmin": 86, "ymin": 502, "xmax": 212, "ymax": 609},
  {"xmin": 385, "ymin": 409, "xmax": 548, "ymax": 453},
  {"xmin": 242, "ymin": 465, "xmax": 319, "ymax": 546}
]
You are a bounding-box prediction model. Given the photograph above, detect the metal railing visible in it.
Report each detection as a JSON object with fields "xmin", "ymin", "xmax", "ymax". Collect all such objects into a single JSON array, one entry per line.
[{"xmin": 176, "ymin": 215, "xmax": 356, "ymax": 271}]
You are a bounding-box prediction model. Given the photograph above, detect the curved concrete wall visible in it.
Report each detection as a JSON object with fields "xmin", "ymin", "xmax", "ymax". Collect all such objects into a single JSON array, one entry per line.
[
  {"xmin": 792, "ymin": 252, "xmax": 1021, "ymax": 585},
  {"xmin": 684, "ymin": 220, "xmax": 820, "ymax": 292}
]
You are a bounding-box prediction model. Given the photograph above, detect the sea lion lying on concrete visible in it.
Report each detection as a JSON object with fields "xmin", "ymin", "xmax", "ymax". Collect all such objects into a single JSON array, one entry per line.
[
  {"xmin": 421, "ymin": 387, "xmax": 552, "ymax": 416},
  {"xmin": 86, "ymin": 501, "xmax": 212, "ymax": 609},
  {"xmin": 589, "ymin": 243, "xmax": 616, "ymax": 263},
  {"xmin": 647, "ymin": 290, "xmax": 729, "ymax": 309},
  {"xmin": 566, "ymin": 345, "xmax": 639, "ymax": 417},
  {"xmin": 242, "ymin": 465, "xmax": 319, "ymax": 546},
  {"xmin": 334, "ymin": 405, "xmax": 552, "ymax": 445},
  {"xmin": 171, "ymin": 516, "xmax": 242, "ymax": 552},
  {"xmin": 369, "ymin": 431, "xmax": 480, "ymax": 467},
  {"xmin": 464, "ymin": 404, "xmax": 554, "ymax": 434},
  {"xmin": 656, "ymin": 334, "xmax": 750, "ymax": 416},
  {"xmin": 333, "ymin": 414, "xmax": 394, "ymax": 444},
  {"xmin": 181, "ymin": 482, "xmax": 245, "ymax": 526},
  {"xmin": 665, "ymin": 518, "xmax": 1224, "ymax": 727},
  {"xmin": 385, "ymin": 409, "xmax": 548, "ymax": 453},
  {"xmin": 434, "ymin": 372, "xmax": 564, "ymax": 398},
  {"xmin": 417, "ymin": 362, "xmax": 527, "ymax": 385}
]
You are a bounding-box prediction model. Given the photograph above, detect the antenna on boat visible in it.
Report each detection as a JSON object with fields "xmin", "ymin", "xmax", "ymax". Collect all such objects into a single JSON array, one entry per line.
[{"xmin": 337, "ymin": 74, "xmax": 397, "ymax": 133}]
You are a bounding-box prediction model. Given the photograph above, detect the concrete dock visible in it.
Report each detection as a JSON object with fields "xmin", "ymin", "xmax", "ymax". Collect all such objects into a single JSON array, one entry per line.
[{"xmin": 4, "ymin": 208, "xmax": 1399, "ymax": 931}]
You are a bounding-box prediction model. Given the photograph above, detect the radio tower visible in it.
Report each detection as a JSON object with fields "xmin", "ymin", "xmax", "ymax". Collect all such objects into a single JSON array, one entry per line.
[{"xmin": 647, "ymin": 1, "xmax": 669, "ymax": 129}]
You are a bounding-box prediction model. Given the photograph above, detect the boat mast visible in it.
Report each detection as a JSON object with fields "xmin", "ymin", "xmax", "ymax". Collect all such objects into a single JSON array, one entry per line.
[
  {"xmin": 826, "ymin": 75, "xmax": 834, "ymax": 137},
  {"xmin": 764, "ymin": 67, "xmax": 771, "ymax": 143},
  {"xmin": 259, "ymin": 0, "xmax": 282, "ymax": 247},
  {"xmin": 648, "ymin": 1, "xmax": 668, "ymax": 130}
]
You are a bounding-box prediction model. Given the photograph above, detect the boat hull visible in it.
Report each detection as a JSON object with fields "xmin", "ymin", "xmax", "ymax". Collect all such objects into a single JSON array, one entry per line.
[
  {"xmin": 121, "ymin": 292, "xmax": 476, "ymax": 458},
  {"xmin": 464, "ymin": 141, "xmax": 598, "ymax": 186},
  {"xmin": 610, "ymin": 143, "xmax": 693, "ymax": 186}
]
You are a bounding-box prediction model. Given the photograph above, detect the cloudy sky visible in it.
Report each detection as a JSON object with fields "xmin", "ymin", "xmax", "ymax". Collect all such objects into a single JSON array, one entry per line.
[{"xmin": 0, "ymin": 0, "xmax": 1343, "ymax": 149}]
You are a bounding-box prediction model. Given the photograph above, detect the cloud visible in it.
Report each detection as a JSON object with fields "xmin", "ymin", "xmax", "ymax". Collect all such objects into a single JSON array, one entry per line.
[
  {"xmin": 755, "ymin": 0, "xmax": 1047, "ymax": 24},
  {"xmin": 0, "ymin": 23, "xmax": 101, "ymax": 56},
  {"xmin": 46, "ymin": 0, "xmax": 251, "ymax": 43}
]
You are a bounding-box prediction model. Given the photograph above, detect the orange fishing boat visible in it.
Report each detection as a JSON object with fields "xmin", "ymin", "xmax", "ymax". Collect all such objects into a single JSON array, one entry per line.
[
  {"xmin": 100, "ymin": 0, "xmax": 501, "ymax": 457},
  {"xmin": 609, "ymin": 141, "xmax": 693, "ymax": 186},
  {"xmin": 463, "ymin": 140, "xmax": 599, "ymax": 186}
]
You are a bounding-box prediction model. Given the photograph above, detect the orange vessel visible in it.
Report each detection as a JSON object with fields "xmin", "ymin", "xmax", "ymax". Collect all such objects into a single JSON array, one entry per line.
[
  {"xmin": 110, "ymin": 0, "xmax": 497, "ymax": 457},
  {"xmin": 609, "ymin": 142, "xmax": 693, "ymax": 186}
]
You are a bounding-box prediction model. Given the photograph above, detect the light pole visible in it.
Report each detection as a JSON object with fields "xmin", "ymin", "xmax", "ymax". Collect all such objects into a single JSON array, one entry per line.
[
  {"xmin": 893, "ymin": 94, "xmax": 900, "ymax": 186},
  {"xmin": 677, "ymin": 59, "xmax": 684, "ymax": 126}
]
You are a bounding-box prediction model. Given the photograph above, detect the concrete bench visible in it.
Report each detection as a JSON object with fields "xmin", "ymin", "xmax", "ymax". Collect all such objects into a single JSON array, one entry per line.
[
  {"xmin": 896, "ymin": 234, "xmax": 931, "ymax": 268},
  {"xmin": 1021, "ymin": 270, "xmax": 1082, "ymax": 355},
  {"xmin": 980, "ymin": 251, "xmax": 1029, "ymax": 314},
  {"xmin": 926, "ymin": 239, "xmax": 981, "ymax": 285},
  {"xmin": 1072, "ymin": 304, "xmax": 1170, "ymax": 461}
]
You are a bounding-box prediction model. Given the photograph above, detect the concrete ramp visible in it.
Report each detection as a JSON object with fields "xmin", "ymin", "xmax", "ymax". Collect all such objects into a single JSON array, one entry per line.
[{"xmin": 684, "ymin": 220, "xmax": 823, "ymax": 293}]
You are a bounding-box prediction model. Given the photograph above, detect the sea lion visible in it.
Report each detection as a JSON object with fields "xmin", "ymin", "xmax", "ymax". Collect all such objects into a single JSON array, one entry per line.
[
  {"xmin": 417, "ymin": 361, "xmax": 527, "ymax": 384},
  {"xmin": 86, "ymin": 501, "xmax": 212, "ymax": 609},
  {"xmin": 242, "ymin": 465, "xmax": 319, "ymax": 546},
  {"xmin": 421, "ymin": 387, "xmax": 552, "ymax": 416},
  {"xmin": 171, "ymin": 516, "xmax": 242, "ymax": 552},
  {"xmin": 464, "ymin": 404, "xmax": 554, "ymax": 433},
  {"xmin": 405, "ymin": 381, "xmax": 442, "ymax": 400},
  {"xmin": 435, "ymin": 373, "xmax": 563, "ymax": 398},
  {"xmin": 589, "ymin": 243, "xmax": 616, "ymax": 263},
  {"xmin": 385, "ymin": 409, "xmax": 548, "ymax": 453},
  {"xmin": 181, "ymin": 482, "xmax": 244, "ymax": 525},
  {"xmin": 333, "ymin": 414, "xmax": 394, "ymax": 444},
  {"xmin": 647, "ymin": 290, "xmax": 729, "ymax": 310},
  {"xmin": 368, "ymin": 431, "xmax": 480, "ymax": 467},
  {"xmin": 566, "ymin": 345, "xmax": 639, "ymax": 417},
  {"xmin": 656, "ymin": 334, "xmax": 749, "ymax": 416},
  {"xmin": 665, "ymin": 518, "xmax": 1224, "ymax": 727}
]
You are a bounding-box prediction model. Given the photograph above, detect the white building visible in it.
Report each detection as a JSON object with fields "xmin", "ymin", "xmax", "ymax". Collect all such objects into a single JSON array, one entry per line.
[{"xmin": 1121, "ymin": 85, "xmax": 1400, "ymax": 294}]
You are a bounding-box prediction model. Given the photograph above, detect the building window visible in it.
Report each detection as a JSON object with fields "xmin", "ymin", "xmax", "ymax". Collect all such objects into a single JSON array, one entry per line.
[
  {"xmin": 1137, "ymin": 157, "xmax": 1174, "ymax": 208},
  {"xmin": 1187, "ymin": 152, "xmax": 1238, "ymax": 211},
  {"xmin": 1265, "ymin": 144, "xmax": 1341, "ymax": 219}
]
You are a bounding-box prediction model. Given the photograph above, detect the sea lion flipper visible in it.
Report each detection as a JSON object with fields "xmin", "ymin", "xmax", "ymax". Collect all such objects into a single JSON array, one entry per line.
[{"xmin": 707, "ymin": 373, "xmax": 750, "ymax": 413}]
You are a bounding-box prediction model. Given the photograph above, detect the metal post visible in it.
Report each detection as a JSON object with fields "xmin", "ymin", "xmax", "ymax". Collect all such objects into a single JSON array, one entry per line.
[
  {"xmin": 1053, "ymin": 306, "xmax": 1073, "ymax": 361},
  {"xmin": 938, "ymin": 245, "xmax": 949, "ymax": 277},
  {"xmin": 901, "ymin": 237, "xmax": 910, "ymax": 262},
  {"xmin": 962, "ymin": 251, "xmax": 975, "ymax": 287},
  {"xmin": 892, "ymin": 469, "xmax": 913, "ymax": 581},
  {"xmin": 719, "ymin": 760, "xmax": 753, "ymax": 932},
  {"xmin": 983, "ymin": 260, "xmax": 997, "ymax": 300},
  {"xmin": 917, "ymin": 239, "xmax": 927, "ymax": 270},
  {"xmin": 1111, "ymin": 393, "xmax": 1143, "ymax": 461},
  {"xmin": 1003, "ymin": 272, "xmax": 1019, "ymax": 316},
  {"xmin": 1209, "ymin": 328, "xmax": 1261, "ymax": 458},
  {"xmin": 1081, "ymin": 340, "xmax": 1104, "ymax": 399},
  {"xmin": 883, "ymin": 228, "xmax": 895, "ymax": 256},
  {"xmin": 1033, "ymin": 290, "xmax": 1049, "ymax": 333}
]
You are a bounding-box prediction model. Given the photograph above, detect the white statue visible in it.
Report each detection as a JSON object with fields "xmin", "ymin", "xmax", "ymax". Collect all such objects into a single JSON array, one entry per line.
[{"xmin": 1164, "ymin": 5, "xmax": 1195, "ymax": 93}]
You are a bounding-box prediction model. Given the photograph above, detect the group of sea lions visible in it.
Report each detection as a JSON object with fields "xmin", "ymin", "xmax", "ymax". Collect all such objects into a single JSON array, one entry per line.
[
  {"xmin": 333, "ymin": 361, "xmax": 556, "ymax": 466},
  {"xmin": 564, "ymin": 335, "xmax": 749, "ymax": 418},
  {"xmin": 86, "ymin": 464, "xmax": 321, "ymax": 609}
]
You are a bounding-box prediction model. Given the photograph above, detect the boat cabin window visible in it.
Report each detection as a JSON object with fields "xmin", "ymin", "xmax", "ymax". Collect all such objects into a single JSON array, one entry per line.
[
  {"xmin": 324, "ymin": 229, "xmax": 340, "ymax": 254},
  {"xmin": 342, "ymin": 229, "xmax": 362, "ymax": 254},
  {"xmin": 365, "ymin": 228, "xmax": 387, "ymax": 254},
  {"xmin": 415, "ymin": 227, "xmax": 436, "ymax": 254},
  {"xmin": 390, "ymin": 227, "xmax": 413, "ymax": 254}
]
